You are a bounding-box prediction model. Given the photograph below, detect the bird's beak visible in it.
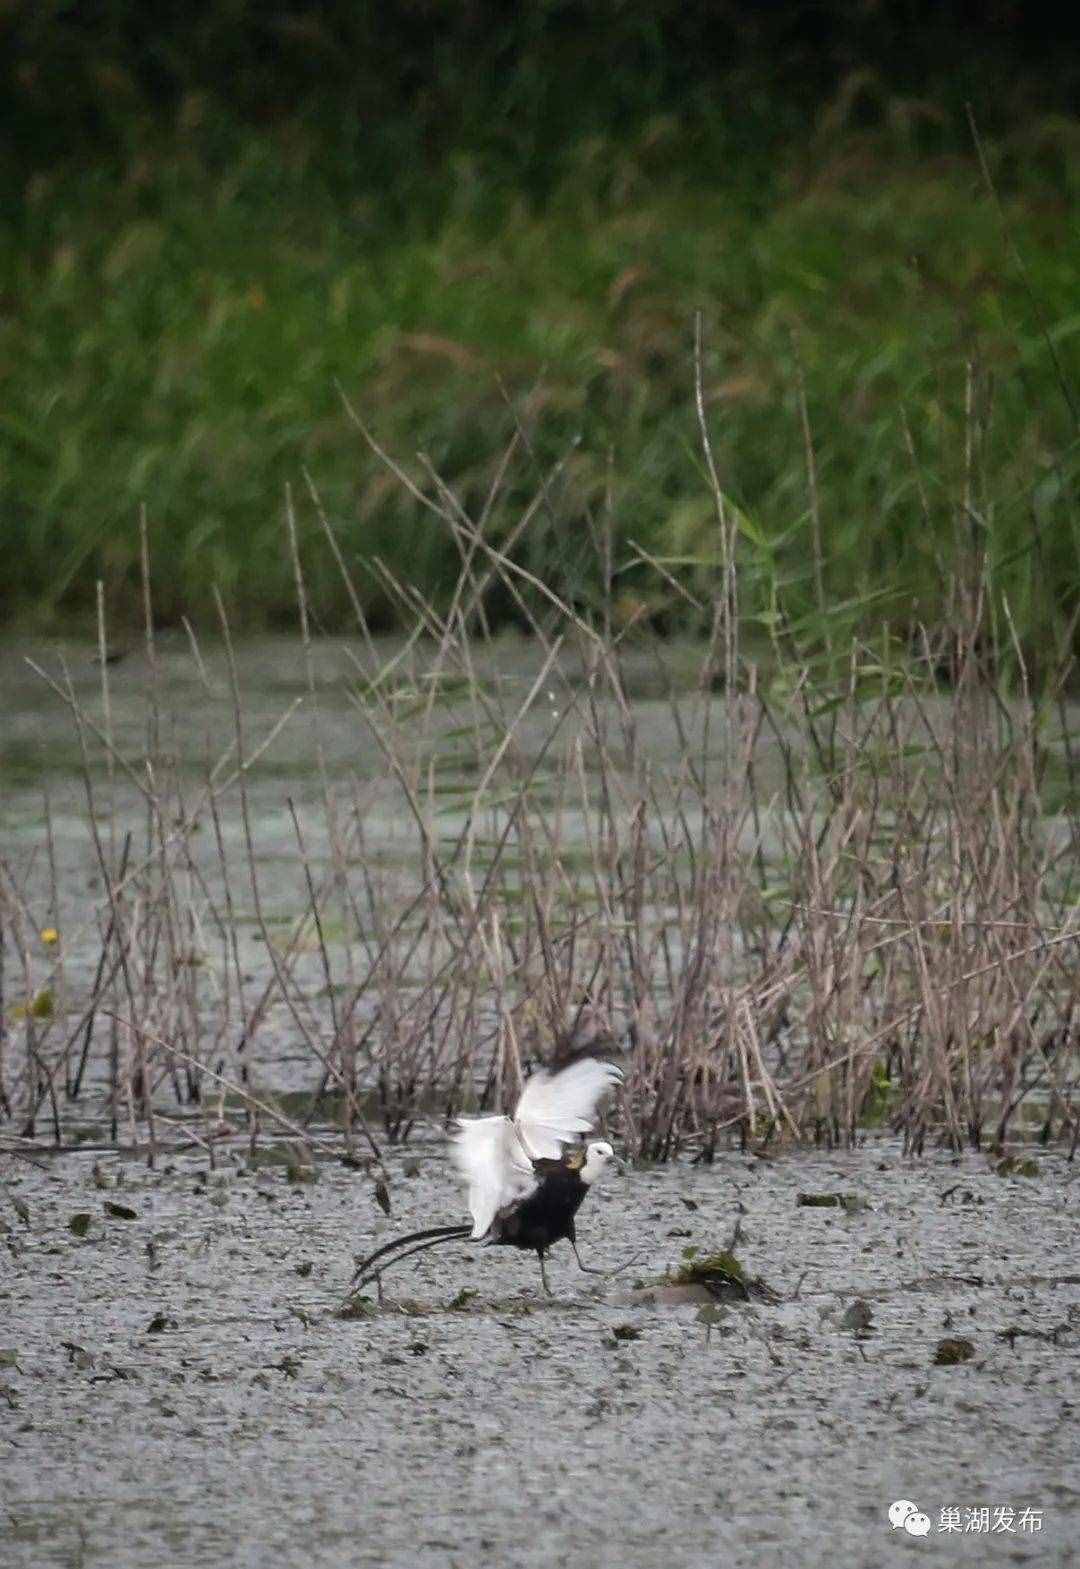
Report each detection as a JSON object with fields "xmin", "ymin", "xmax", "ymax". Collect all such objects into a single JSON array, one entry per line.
[{"xmin": 613, "ymin": 1153, "xmax": 627, "ymax": 1175}]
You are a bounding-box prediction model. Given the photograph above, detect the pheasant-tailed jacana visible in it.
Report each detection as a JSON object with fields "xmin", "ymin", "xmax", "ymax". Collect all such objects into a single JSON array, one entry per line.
[{"xmin": 349, "ymin": 1058, "xmax": 622, "ymax": 1296}]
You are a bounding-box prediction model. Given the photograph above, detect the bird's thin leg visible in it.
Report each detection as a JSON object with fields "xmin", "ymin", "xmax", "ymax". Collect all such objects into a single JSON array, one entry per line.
[
  {"xmin": 570, "ymin": 1237, "xmax": 605, "ymax": 1274},
  {"xmin": 538, "ymin": 1251, "xmax": 552, "ymax": 1296},
  {"xmin": 570, "ymin": 1236, "xmax": 645, "ymax": 1278},
  {"xmin": 567, "ymin": 1221, "xmax": 606, "ymax": 1275}
]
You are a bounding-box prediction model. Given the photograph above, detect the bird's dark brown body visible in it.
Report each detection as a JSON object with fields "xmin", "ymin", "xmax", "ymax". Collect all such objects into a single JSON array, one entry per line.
[{"xmin": 485, "ymin": 1155, "xmax": 588, "ymax": 1254}]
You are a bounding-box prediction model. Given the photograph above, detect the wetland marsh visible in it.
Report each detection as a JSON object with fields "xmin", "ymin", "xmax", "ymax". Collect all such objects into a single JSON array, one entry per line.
[{"xmin": 3, "ymin": 614, "xmax": 1080, "ymax": 1566}]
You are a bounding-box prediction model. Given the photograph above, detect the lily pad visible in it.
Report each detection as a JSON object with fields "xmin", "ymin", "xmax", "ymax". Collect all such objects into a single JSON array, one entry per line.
[
  {"xmin": 104, "ymin": 1201, "xmax": 138, "ymax": 1220},
  {"xmin": 840, "ymin": 1298, "xmax": 875, "ymax": 1333},
  {"xmin": 934, "ymin": 1336, "xmax": 976, "ymax": 1366},
  {"xmin": 68, "ymin": 1213, "xmax": 93, "ymax": 1237}
]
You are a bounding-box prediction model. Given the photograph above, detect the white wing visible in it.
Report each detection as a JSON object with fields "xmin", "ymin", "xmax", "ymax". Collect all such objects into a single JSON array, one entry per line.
[
  {"xmin": 449, "ymin": 1059, "xmax": 621, "ymax": 1238},
  {"xmin": 449, "ymin": 1116, "xmax": 535, "ymax": 1238},
  {"xmin": 513, "ymin": 1058, "xmax": 622, "ymax": 1160}
]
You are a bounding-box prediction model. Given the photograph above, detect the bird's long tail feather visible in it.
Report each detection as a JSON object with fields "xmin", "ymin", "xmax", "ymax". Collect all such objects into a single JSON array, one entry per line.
[
  {"xmin": 355, "ymin": 1229, "xmax": 473, "ymax": 1290},
  {"xmin": 349, "ymin": 1223, "xmax": 472, "ymax": 1292}
]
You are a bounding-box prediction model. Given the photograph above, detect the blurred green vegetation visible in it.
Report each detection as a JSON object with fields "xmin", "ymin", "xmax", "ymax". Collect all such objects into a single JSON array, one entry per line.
[{"xmin": 2, "ymin": 4, "xmax": 1080, "ymax": 648}]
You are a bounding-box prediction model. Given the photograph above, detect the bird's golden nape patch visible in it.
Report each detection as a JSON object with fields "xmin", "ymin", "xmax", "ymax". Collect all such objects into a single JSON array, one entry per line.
[{"xmin": 564, "ymin": 1146, "xmax": 586, "ymax": 1171}]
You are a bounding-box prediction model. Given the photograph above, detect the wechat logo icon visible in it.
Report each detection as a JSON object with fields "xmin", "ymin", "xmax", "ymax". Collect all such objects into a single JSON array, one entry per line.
[{"xmin": 890, "ymin": 1500, "xmax": 933, "ymax": 1537}]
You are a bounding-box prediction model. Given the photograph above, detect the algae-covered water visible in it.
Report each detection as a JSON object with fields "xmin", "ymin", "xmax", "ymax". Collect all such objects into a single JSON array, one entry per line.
[
  {"xmin": 1, "ymin": 633, "xmax": 767, "ymax": 1105},
  {"xmin": 2, "ymin": 1137, "xmax": 1077, "ymax": 1568}
]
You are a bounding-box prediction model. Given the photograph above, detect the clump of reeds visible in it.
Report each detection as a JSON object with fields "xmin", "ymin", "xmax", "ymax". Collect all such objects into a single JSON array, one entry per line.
[{"xmin": 2, "ymin": 341, "xmax": 1079, "ymax": 1169}]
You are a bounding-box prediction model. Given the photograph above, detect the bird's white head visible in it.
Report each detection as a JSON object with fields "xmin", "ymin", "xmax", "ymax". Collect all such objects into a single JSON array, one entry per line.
[{"xmin": 581, "ymin": 1140, "xmax": 618, "ymax": 1185}]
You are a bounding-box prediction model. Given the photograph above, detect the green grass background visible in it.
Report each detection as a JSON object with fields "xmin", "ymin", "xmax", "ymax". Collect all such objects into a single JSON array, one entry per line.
[{"xmin": 3, "ymin": 25, "xmax": 1080, "ymax": 650}]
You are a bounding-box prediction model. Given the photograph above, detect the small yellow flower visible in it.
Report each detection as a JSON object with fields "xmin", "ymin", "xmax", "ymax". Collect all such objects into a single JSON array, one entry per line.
[{"xmin": 40, "ymin": 927, "xmax": 59, "ymax": 946}]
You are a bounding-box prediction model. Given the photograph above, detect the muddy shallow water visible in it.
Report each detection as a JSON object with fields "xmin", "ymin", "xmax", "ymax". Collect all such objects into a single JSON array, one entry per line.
[{"xmin": 2, "ymin": 1137, "xmax": 1077, "ymax": 1568}]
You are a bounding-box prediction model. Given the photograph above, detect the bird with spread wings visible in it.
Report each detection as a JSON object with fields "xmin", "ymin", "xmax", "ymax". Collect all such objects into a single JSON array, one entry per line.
[{"xmin": 349, "ymin": 1057, "xmax": 623, "ymax": 1296}]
